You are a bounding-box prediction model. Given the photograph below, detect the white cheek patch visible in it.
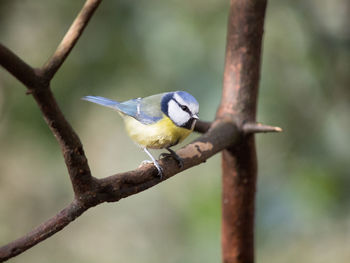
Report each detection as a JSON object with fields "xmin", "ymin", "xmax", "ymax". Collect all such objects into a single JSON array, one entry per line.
[{"xmin": 168, "ymin": 100, "xmax": 191, "ymax": 126}]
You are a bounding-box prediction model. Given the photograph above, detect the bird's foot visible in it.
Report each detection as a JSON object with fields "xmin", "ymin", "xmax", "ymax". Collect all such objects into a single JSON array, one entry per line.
[
  {"xmin": 159, "ymin": 149, "xmax": 184, "ymax": 169},
  {"xmin": 140, "ymin": 160, "xmax": 163, "ymax": 178}
]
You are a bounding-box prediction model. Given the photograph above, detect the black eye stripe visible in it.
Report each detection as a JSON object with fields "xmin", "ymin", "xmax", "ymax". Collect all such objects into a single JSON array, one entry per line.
[{"xmin": 172, "ymin": 99, "xmax": 191, "ymax": 114}]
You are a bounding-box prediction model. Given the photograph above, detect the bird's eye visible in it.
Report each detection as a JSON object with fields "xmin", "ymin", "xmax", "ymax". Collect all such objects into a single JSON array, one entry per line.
[{"xmin": 180, "ymin": 105, "xmax": 188, "ymax": 111}]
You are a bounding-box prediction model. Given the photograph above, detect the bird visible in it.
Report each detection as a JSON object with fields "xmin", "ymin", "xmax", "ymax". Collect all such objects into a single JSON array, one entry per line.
[{"xmin": 82, "ymin": 91, "xmax": 199, "ymax": 177}]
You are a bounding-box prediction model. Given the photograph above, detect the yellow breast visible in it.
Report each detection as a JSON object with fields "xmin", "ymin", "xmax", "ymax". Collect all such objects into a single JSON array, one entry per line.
[{"xmin": 122, "ymin": 114, "xmax": 193, "ymax": 149}]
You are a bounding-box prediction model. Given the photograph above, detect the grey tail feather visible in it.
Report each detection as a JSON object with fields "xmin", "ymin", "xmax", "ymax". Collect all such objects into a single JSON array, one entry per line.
[{"xmin": 82, "ymin": 96, "xmax": 120, "ymax": 109}]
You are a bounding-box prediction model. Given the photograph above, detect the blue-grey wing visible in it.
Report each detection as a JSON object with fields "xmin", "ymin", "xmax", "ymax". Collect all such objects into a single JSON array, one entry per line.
[
  {"xmin": 120, "ymin": 94, "xmax": 165, "ymax": 124},
  {"xmin": 82, "ymin": 95, "xmax": 164, "ymax": 125}
]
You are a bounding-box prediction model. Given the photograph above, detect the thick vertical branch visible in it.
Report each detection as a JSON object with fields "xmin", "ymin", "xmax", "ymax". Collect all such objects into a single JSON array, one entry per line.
[{"xmin": 217, "ymin": 1, "xmax": 267, "ymax": 263}]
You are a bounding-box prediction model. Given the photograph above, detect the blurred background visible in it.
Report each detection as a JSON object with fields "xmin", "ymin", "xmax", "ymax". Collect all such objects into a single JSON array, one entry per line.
[{"xmin": 1, "ymin": 0, "xmax": 349, "ymax": 262}]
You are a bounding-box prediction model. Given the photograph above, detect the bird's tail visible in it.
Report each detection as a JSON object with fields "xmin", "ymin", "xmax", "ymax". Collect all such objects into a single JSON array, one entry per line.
[{"xmin": 82, "ymin": 96, "xmax": 120, "ymax": 109}]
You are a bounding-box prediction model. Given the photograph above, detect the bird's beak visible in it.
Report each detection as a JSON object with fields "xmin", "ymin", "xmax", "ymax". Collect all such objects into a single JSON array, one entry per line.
[{"xmin": 192, "ymin": 114, "xmax": 199, "ymax": 120}]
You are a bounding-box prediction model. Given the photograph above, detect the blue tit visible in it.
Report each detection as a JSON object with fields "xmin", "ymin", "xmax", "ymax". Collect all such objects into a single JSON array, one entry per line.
[{"xmin": 82, "ymin": 91, "xmax": 199, "ymax": 177}]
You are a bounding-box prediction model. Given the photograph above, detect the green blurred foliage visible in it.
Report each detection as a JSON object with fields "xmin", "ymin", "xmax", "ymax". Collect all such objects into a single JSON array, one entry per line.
[{"xmin": 0, "ymin": 0, "xmax": 349, "ymax": 262}]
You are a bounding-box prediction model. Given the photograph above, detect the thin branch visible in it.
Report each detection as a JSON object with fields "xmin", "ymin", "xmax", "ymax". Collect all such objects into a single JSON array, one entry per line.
[
  {"xmin": 42, "ymin": 0, "xmax": 102, "ymax": 80},
  {"xmin": 243, "ymin": 122, "xmax": 282, "ymax": 134},
  {"xmin": 0, "ymin": 44, "xmax": 41, "ymax": 88},
  {"xmin": 0, "ymin": 200, "xmax": 85, "ymax": 262},
  {"xmin": 0, "ymin": 120, "xmax": 238, "ymax": 262}
]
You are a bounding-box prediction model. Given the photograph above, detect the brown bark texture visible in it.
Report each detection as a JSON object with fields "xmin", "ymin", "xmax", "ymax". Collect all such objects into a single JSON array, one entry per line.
[
  {"xmin": 217, "ymin": 1, "xmax": 268, "ymax": 263},
  {"xmin": 0, "ymin": 0, "xmax": 276, "ymax": 262}
]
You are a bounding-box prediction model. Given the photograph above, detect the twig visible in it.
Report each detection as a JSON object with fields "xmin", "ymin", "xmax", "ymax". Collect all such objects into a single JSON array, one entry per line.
[
  {"xmin": 42, "ymin": 0, "xmax": 102, "ymax": 80},
  {"xmin": 243, "ymin": 122, "xmax": 282, "ymax": 134}
]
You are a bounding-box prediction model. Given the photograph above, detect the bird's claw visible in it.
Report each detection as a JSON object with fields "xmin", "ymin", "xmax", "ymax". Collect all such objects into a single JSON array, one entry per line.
[{"xmin": 159, "ymin": 151, "xmax": 184, "ymax": 169}]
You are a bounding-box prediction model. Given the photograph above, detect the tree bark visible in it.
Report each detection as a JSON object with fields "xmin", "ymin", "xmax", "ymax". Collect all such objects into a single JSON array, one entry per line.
[{"xmin": 217, "ymin": 1, "xmax": 268, "ymax": 262}]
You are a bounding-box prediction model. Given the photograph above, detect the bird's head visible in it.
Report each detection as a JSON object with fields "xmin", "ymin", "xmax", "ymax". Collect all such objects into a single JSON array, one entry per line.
[{"xmin": 161, "ymin": 91, "xmax": 199, "ymax": 130}]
